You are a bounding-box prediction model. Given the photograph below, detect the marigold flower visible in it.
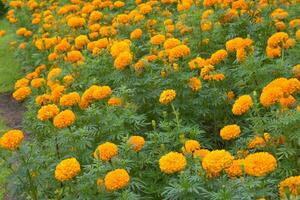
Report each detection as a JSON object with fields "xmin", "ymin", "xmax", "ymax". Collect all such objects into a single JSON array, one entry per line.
[
  {"xmin": 150, "ymin": 34, "xmax": 165, "ymax": 45},
  {"xmin": 189, "ymin": 77, "xmax": 202, "ymax": 92},
  {"xmin": 37, "ymin": 104, "xmax": 60, "ymax": 121},
  {"xmin": 225, "ymin": 159, "xmax": 245, "ymax": 178},
  {"xmin": 248, "ymin": 133, "xmax": 271, "ymax": 149},
  {"xmin": 93, "ymin": 86, "xmax": 112, "ymax": 100},
  {"xmin": 67, "ymin": 17, "xmax": 86, "ymax": 28},
  {"xmin": 15, "ymin": 78, "xmax": 29, "ymax": 89},
  {"xmin": 54, "ymin": 158, "xmax": 81, "ymax": 182},
  {"xmin": 31, "ymin": 78, "xmax": 45, "ymax": 88},
  {"xmin": 193, "ymin": 149, "xmax": 210, "ymax": 159},
  {"xmin": 244, "ymin": 152, "xmax": 277, "ymax": 177},
  {"xmin": 278, "ymin": 176, "xmax": 300, "ymax": 198},
  {"xmin": 60, "ymin": 92, "xmax": 81, "ymax": 107},
  {"xmin": 128, "ymin": 136, "xmax": 145, "ymax": 151},
  {"xmin": 53, "ymin": 110, "xmax": 76, "ymax": 129},
  {"xmin": 220, "ymin": 124, "xmax": 241, "ymax": 140},
  {"xmin": 0, "ymin": 130, "xmax": 24, "ymax": 150},
  {"xmin": 159, "ymin": 152, "xmax": 187, "ymax": 174},
  {"xmin": 108, "ymin": 97, "xmax": 123, "ymax": 106},
  {"xmin": 163, "ymin": 38, "xmax": 181, "ymax": 50},
  {"xmin": 202, "ymin": 150, "xmax": 234, "ymax": 177},
  {"xmin": 35, "ymin": 94, "xmax": 52, "ymax": 106},
  {"xmin": 67, "ymin": 51, "xmax": 84, "ymax": 63},
  {"xmin": 94, "ymin": 142, "xmax": 118, "ymax": 161},
  {"xmin": 114, "ymin": 51, "xmax": 133, "ymax": 70},
  {"xmin": 159, "ymin": 89, "xmax": 176, "ymax": 105},
  {"xmin": 168, "ymin": 45, "xmax": 190, "ymax": 61},
  {"xmin": 75, "ymin": 35, "xmax": 90, "ymax": 49},
  {"xmin": 104, "ymin": 169, "xmax": 130, "ymax": 191},
  {"xmin": 232, "ymin": 95, "xmax": 253, "ymax": 115},
  {"xmin": 13, "ymin": 87, "xmax": 31, "ymax": 101},
  {"xmin": 110, "ymin": 41, "xmax": 130, "ymax": 58},
  {"xmin": 130, "ymin": 28, "xmax": 142, "ymax": 40},
  {"xmin": 183, "ymin": 140, "xmax": 201, "ymax": 154}
]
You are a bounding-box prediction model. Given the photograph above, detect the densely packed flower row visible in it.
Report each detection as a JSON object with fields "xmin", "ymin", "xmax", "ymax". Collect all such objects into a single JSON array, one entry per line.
[{"xmin": 0, "ymin": 0, "xmax": 300, "ymax": 199}]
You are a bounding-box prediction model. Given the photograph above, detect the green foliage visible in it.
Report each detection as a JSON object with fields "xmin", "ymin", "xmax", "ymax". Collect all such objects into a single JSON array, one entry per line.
[{"xmin": 1, "ymin": 0, "xmax": 300, "ymax": 199}]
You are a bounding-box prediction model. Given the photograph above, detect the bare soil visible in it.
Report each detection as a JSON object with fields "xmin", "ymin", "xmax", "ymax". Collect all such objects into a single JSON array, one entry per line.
[{"xmin": 0, "ymin": 92, "xmax": 25, "ymax": 129}]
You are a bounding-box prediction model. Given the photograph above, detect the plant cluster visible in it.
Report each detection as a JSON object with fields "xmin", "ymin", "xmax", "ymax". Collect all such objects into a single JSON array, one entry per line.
[{"xmin": 0, "ymin": 0, "xmax": 300, "ymax": 199}]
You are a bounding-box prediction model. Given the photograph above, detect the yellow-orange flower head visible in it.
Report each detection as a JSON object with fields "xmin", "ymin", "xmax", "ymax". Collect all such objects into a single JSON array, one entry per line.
[
  {"xmin": 183, "ymin": 140, "xmax": 201, "ymax": 154},
  {"xmin": 159, "ymin": 152, "xmax": 187, "ymax": 174},
  {"xmin": 128, "ymin": 136, "xmax": 145, "ymax": 151},
  {"xmin": 37, "ymin": 104, "xmax": 60, "ymax": 121},
  {"xmin": 54, "ymin": 158, "xmax": 81, "ymax": 182},
  {"xmin": 159, "ymin": 89, "xmax": 176, "ymax": 105},
  {"xmin": 232, "ymin": 95, "xmax": 253, "ymax": 115},
  {"xmin": 0, "ymin": 130, "xmax": 24, "ymax": 150},
  {"xmin": 104, "ymin": 169, "xmax": 130, "ymax": 191},
  {"xmin": 278, "ymin": 176, "xmax": 300, "ymax": 198},
  {"xmin": 220, "ymin": 124, "xmax": 241, "ymax": 140},
  {"xmin": 225, "ymin": 159, "xmax": 245, "ymax": 178},
  {"xmin": 244, "ymin": 152, "xmax": 277, "ymax": 177},
  {"xmin": 13, "ymin": 87, "xmax": 31, "ymax": 101},
  {"xmin": 94, "ymin": 142, "xmax": 118, "ymax": 161},
  {"xmin": 53, "ymin": 110, "xmax": 76, "ymax": 129},
  {"xmin": 202, "ymin": 150, "xmax": 234, "ymax": 177}
]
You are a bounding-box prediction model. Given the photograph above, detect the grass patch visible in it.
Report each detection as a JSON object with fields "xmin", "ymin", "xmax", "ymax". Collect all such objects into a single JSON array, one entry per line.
[
  {"xmin": 0, "ymin": 17, "xmax": 20, "ymax": 93},
  {"xmin": 0, "ymin": 118, "xmax": 10, "ymax": 200},
  {"xmin": 0, "ymin": 16, "xmax": 15, "ymax": 200}
]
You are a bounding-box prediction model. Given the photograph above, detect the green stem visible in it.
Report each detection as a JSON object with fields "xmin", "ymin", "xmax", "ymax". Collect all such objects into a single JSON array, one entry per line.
[
  {"xmin": 171, "ymin": 103, "xmax": 180, "ymax": 131},
  {"xmin": 19, "ymin": 152, "xmax": 38, "ymax": 200}
]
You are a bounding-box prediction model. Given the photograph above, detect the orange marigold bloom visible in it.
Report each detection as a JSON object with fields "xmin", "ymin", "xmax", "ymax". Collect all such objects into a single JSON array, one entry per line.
[
  {"xmin": 183, "ymin": 140, "xmax": 201, "ymax": 154},
  {"xmin": 93, "ymin": 86, "xmax": 112, "ymax": 100},
  {"xmin": 60, "ymin": 92, "xmax": 81, "ymax": 107},
  {"xmin": 104, "ymin": 169, "xmax": 130, "ymax": 191},
  {"xmin": 279, "ymin": 95, "xmax": 296, "ymax": 108},
  {"xmin": 189, "ymin": 77, "xmax": 202, "ymax": 92},
  {"xmin": 193, "ymin": 149, "xmax": 210, "ymax": 159},
  {"xmin": 31, "ymin": 78, "xmax": 45, "ymax": 88},
  {"xmin": 168, "ymin": 45, "xmax": 190, "ymax": 61},
  {"xmin": 150, "ymin": 34, "xmax": 166, "ymax": 45},
  {"xmin": 94, "ymin": 142, "xmax": 118, "ymax": 161},
  {"xmin": 159, "ymin": 152, "xmax": 187, "ymax": 174},
  {"xmin": 114, "ymin": 51, "xmax": 133, "ymax": 70},
  {"xmin": 220, "ymin": 124, "xmax": 241, "ymax": 140},
  {"xmin": 128, "ymin": 136, "xmax": 145, "ymax": 151},
  {"xmin": 110, "ymin": 41, "xmax": 130, "ymax": 58},
  {"xmin": 130, "ymin": 28, "xmax": 142, "ymax": 40},
  {"xmin": 244, "ymin": 152, "xmax": 277, "ymax": 177},
  {"xmin": 248, "ymin": 133, "xmax": 271, "ymax": 149},
  {"xmin": 225, "ymin": 159, "xmax": 245, "ymax": 178},
  {"xmin": 37, "ymin": 104, "xmax": 60, "ymax": 121},
  {"xmin": 159, "ymin": 89, "xmax": 176, "ymax": 105},
  {"xmin": 53, "ymin": 110, "xmax": 76, "ymax": 129},
  {"xmin": 232, "ymin": 95, "xmax": 253, "ymax": 115},
  {"xmin": 15, "ymin": 78, "xmax": 29, "ymax": 89},
  {"xmin": 67, "ymin": 17, "xmax": 86, "ymax": 28},
  {"xmin": 75, "ymin": 35, "xmax": 90, "ymax": 49},
  {"xmin": 108, "ymin": 97, "xmax": 123, "ymax": 106},
  {"xmin": 0, "ymin": 130, "xmax": 24, "ymax": 150},
  {"xmin": 163, "ymin": 38, "xmax": 181, "ymax": 50},
  {"xmin": 54, "ymin": 158, "xmax": 81, "ymax": 182},
  {"xmin": 13, "ymin": 87, "xmax": 31, "ymax": 101},
  {"xmin": 202, "ymin": 150, "xmax": 234, "ymax": 177},
  {"xmin": 209, "ymin": 49, "xmax": 228, "ymax": 65},
  {"xmin": 35, "ymin": 94, "xmax": 52, "ymax": 106},
  {"xmin": 278, "ymin": 176, "xmax": 300, "ymax": 199},
  {"xmin": 67, "ymin": 51, "xmax": 84, "ymax": 63}
]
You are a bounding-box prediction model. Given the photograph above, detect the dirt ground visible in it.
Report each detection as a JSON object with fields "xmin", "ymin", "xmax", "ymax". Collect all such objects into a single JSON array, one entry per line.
[{"xmin": 0, "ymin": 92, "xmax": 25, "ymax": 129}]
